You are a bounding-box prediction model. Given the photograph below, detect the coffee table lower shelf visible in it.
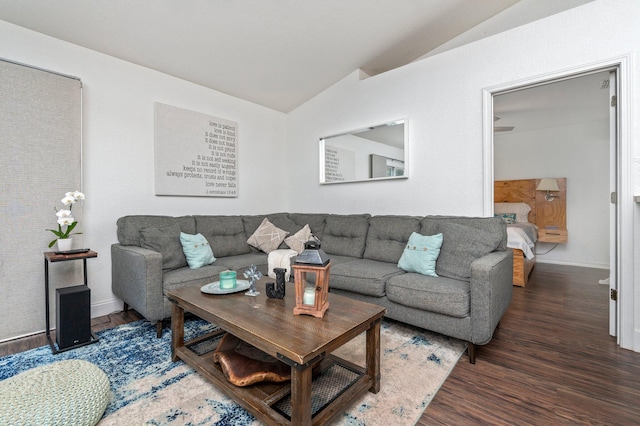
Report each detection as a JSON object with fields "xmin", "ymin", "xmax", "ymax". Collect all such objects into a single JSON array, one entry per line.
[{"xmin": 174, "ymin": 331, "xmax": 372, "ymax": 425}]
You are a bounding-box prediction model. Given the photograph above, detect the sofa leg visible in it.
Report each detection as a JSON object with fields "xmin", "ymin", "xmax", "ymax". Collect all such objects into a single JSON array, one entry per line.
[
  {"xmin": 467, "ymin": 342, "xmax": 476, "ymax": 364},
  {"xmin": 123, "ymin": 302, "xmax": 129, "ymax": 312},
  {"xmin": 156, "ymin": 321, "xmax": 163, "ymax": 338}
]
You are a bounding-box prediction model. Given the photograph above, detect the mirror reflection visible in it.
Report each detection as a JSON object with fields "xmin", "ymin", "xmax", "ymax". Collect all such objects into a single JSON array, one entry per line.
[{"xmin": 319, "ymin": 119, "xmax": 407, "ymax": 184}]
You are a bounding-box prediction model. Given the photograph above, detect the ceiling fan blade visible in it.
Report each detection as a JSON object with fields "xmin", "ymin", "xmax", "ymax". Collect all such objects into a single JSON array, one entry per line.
[{"xmin": 494, "ymin": 126, "xmax": 514, "ymax": 132}]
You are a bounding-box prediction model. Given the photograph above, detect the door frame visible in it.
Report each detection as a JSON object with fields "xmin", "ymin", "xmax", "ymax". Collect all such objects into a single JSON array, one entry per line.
[{"xmin": 481, "ymin": 55, "xmax": 634, "ymax": 350}]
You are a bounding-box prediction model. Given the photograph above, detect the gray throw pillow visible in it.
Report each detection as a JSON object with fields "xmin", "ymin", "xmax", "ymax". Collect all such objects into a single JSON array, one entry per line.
[
  {"xmin": 140, "ymin": 224, "xmax": 188, "ymax": 271},
  {"xmin": 435, "ymin": 222, "xmax": 502, "ymax": 280}
]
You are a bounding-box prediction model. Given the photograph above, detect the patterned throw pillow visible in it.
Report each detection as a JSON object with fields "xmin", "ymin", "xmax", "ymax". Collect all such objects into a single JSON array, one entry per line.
[
  {"xmin": 494, "ymin": 213, "xmax": 517, "ymax": 224},
  {"xmin": 284, "ymin": 224, "xmax": 313, "ymax": 254},
  {"xmin": 397, "ymin": 232, "xmax": 443, "ymax": 277},
  {"xmin": 180, "ymin": 232, "xmax": 216, "ymax": 269},
  {"xmin": 246, "ymin": 218, "xmax": 289, "ymax": 253}
]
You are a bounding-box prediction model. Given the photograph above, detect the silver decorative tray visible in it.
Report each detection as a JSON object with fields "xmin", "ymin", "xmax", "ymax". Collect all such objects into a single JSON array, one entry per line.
[{"xmin": 201, "ymin": 279, "xmax": 251, "ymax": 295}]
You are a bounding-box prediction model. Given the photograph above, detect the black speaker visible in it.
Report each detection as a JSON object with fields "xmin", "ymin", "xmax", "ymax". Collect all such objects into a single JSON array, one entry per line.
[{"xmin": 56, "ymin": 285, "xmax": 91, "ymax": 349}]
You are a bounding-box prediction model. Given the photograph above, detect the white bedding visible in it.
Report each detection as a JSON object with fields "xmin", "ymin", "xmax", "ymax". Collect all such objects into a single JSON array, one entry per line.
[{"xmin": 507, "ymin": 226, "xmax": 535, "ymax": 259}]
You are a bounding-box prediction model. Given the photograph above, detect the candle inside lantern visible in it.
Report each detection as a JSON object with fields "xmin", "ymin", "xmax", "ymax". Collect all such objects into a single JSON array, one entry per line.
[
  {"xmin": 303, "ymin": 286, "xmax": 316, "ymax": 305},
  {"xmin": 219, "ymin": 270, "xmax": 237, "ymax": 289}
]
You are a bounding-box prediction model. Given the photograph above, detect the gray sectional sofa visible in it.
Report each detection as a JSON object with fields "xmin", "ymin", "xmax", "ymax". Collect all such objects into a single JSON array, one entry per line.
[{"xmin": 111, "ymin": 213, "xmax": 513, "ymax": 363}]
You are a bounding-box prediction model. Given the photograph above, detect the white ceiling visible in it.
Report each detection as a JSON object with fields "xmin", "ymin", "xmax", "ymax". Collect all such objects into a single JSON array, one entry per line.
[
  {"xmin": 0, "ymin": 0, "xmax": 593, "ymax": 113},
  {"xmin": 494, "ymin": 70, "xmax": 611, "ymax": 134}
]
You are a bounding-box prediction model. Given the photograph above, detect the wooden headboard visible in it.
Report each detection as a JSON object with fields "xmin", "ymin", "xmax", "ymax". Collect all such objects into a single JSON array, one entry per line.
[{"xmin": 494, "ymin": 178, "xmax": 566, "ymax": 230}]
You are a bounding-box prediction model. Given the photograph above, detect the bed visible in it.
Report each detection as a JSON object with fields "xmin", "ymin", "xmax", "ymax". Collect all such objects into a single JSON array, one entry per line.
[{"xmin": 494, "ymin": 178, "xmax": 567, "ymax": 287}]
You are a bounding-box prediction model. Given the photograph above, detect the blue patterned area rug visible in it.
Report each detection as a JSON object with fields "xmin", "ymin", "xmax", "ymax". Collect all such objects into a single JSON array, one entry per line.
[{"xmin": 0, "ymin": 318, "xmax": 465, "ymax": 425}]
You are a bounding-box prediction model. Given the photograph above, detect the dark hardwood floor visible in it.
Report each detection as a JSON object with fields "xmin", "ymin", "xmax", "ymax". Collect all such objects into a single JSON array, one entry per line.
[
  {"xmin": 2, "ymin": 263, "xmax": 638, "ymax": 425},
  {"xmin": 0, "ymin": 309, "xmax": 143, "ymax": 357},
  {"xmin": 419, "ymin": 263, "xmax": 640, "ymax": 425}
]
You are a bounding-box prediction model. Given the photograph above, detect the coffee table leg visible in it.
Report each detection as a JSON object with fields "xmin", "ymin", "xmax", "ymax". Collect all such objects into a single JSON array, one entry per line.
[
  {"xmin": 366, "ymin": 317, "xmax": 381, "ymax": 393},
  {"xmin": 171, "ymin": 302, "xmax": 185, "ymax": 362},
  {"xmin": 290, "ymin": 365, "xmax": 313, "ymax": 425}
]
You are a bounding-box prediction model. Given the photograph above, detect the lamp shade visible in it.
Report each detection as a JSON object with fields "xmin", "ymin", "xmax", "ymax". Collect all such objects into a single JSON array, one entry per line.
[{"xmin": 536, "ymin": 178, "xmax": 559, "ymax": 192}]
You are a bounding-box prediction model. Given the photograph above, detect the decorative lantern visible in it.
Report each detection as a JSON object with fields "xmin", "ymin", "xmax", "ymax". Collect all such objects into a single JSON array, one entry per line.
[
  {"xmin": 294, "ymin": 239, "xmax": 330, "ymax": 266},
  {"xmin": 292, "ymin": 262, "xmax": 331, "ymax": 318},
  {"xmin": 293, "ymin": 240, "xmax": 331, "ymax": 318}
]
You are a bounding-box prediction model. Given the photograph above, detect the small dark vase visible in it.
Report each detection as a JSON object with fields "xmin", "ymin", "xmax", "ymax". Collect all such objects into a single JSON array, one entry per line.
[{"xmin": 266, "ymin": 268, "xmax": 287, "ymax": 299}]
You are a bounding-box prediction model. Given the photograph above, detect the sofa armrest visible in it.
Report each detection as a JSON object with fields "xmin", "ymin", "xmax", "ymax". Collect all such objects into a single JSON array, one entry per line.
[
  {"xmin": 469, "ymin": 250, "xmax": 513, "ymax": 345},
  {"xmin": 111, "ymin": 244, "xmax": 165, "ymax": 322}
]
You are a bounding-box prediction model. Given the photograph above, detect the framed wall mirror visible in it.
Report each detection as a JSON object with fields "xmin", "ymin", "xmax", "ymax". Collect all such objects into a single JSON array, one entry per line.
[{"xmin": 319, "ymin": 119, "xmax": 408, "ymax": 184}]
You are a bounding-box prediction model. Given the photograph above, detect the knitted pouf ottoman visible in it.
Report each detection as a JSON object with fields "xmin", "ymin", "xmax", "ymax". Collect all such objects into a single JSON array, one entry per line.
[{"xmin": 0, "ymin": 359, "xmax": 110, "ymax": 426}]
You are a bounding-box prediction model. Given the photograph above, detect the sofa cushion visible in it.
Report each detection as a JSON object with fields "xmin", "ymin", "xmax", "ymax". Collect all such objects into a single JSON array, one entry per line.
[
  {"xmin": 195, "ymin": 216, "xmax": 251, "ymax": 257},
  {"xmin": 117, "ymin": 215, "xmax": 196, "ymax": 246},
  {"xmin": 420, "ymin": 216, "xmax": 507, "ymax": 250},
  {"xmin": 287, "ymin": 213, "xmax": 327, "ymax": 240},
  {"xmin": 246, "ymin": 218, "xmax": 289, "ymax": 253},
  {"xmin": 321, "ymin": 214, "xmax": 370, "ymax": 258},
  {"xmin": 328, "ymin": 259, "xmax": 403, "ymax": 297},
  {"xmin": 163, "ymin": 264, "xmax": 229, "ymax": 290},
  {"xmin": 268, "ymin": 214, "xmax": 303, "ymax": 236},
  {"xmin": 321, "ymin": 254, "xmax": 362, "ymax": 267},
  {"xmin": 214, "ymin": 253, "xmax": 269, "ymax": 275},
  {"xmin": 386, "ymin": 273, "xmax": 470, "ymax": 318},
  {"xmin": 397, "ymin": 232, "xmax": 443, "ymax": 277},
  {"xmin": 139, "ymin": 224, "xmax": 188, "ymax": 271},
  {"xmin": 284, "ymin": 224, "xmax": 313, "ymax": 254},
  {"xmin": 434, "ymin": 222, "xmax": 503, "ymax": 281},
  {"xmin": 180, "ymin": 232, "xmax": 216, "ymax": 269},
  {"xmin": 364, "ymin": 215, "xmax": 421, "ymax": 263}
]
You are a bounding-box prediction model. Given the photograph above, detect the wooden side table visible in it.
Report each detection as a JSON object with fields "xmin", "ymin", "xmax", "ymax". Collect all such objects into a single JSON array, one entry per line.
[
  {"xmin": 44, "ymin": 250, "xmax": 99, "ymax": 354},
  {"xmin": 538, "ymin": 228, "xmax": 568, "ymax": 243}
]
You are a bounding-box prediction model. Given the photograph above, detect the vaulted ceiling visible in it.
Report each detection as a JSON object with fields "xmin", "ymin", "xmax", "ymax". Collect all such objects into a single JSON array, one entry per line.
[{"xmin": 0, "ymin": 0, "xmax": 592, "ymax": 112}]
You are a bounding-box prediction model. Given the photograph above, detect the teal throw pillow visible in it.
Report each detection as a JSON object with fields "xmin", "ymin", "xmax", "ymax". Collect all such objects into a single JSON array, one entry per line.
[
  {"xmin": 397, "ymin": 232, "xmax": 443, "ymax": 277},
  {"xmin": 494, "ymin": 213, "xmax": 516, "ymax": 224},
  {"xmin": 180, "ymin": 232, "xmax": 216, "ymax": 269}
]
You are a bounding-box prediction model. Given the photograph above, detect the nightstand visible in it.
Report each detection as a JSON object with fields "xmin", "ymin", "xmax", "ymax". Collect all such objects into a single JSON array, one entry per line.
[{"xmin": 538, "ymin": 229, "xmax": 568, "ymax": 244}]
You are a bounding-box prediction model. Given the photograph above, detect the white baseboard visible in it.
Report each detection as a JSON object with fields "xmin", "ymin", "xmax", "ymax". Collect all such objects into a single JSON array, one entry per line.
[
  {"xmin": 0, "ymin": 299, "xmax": 126, "ymax": 344},
  {"xmin": 91, "ymin": 299, "xmax": 124, "ymax": 318},
  {"xmin": 536, "ymin": 258, "xmax": 610, "ymax": 270}
]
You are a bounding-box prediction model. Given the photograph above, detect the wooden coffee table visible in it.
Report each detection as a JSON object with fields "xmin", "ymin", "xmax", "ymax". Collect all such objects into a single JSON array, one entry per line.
[{"xmin": 167, "ymin": 277, "xmax": 385, "ymax": 425}]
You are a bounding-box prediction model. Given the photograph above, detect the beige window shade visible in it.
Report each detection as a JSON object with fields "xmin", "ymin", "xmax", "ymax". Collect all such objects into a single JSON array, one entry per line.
[{"xmin": 0, "ymin": 59, "xmax": 82, "ymax": 341}]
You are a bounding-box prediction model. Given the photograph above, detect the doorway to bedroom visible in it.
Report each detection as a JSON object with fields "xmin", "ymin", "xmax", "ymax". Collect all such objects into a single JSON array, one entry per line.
[{"xmin": 485, "ymin": 62, "xmax": 628, "ymax": 343}]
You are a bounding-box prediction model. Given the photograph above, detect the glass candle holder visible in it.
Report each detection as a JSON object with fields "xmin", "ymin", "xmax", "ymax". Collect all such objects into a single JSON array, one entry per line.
[
  {"xmin": 303, "ymin": 286, "xmax": 316, "ymax": 305},
  {"xmin": 219, "ymin": 270, "xmax": 237, "ymax": 289}
]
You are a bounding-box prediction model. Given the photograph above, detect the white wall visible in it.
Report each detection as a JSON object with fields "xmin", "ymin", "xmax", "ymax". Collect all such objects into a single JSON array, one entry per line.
[
  {"xmin": 0, "ymin": 20, "xmax": 287, "ymax": 332},
  {"xmin": 494, "ymin": 120, "xmax": 610, "ymax": 269},
  {"xmin": 287, "ymin": 0, "xmax": 636, "ymax": 217},
  {"xmin": 286, "ymin": 0, "xmax": 639, "ymax": 350}
]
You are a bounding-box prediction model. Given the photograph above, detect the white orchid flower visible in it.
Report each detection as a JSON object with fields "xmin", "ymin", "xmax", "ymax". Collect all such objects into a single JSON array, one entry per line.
[
  {"xmin": 47, "ymin": 191, "xmax": 85, "ymax": 248},
  {"xmin": 61, "ymin": 194, "xmax": 76, "ymax": 205},
  {"xmin": 57, "ymin": 216, "xmax": 75, "ymax": 226},
  {"xmin": 56, "ymin": 209, "xmax": 72, "ymax": 218}
]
